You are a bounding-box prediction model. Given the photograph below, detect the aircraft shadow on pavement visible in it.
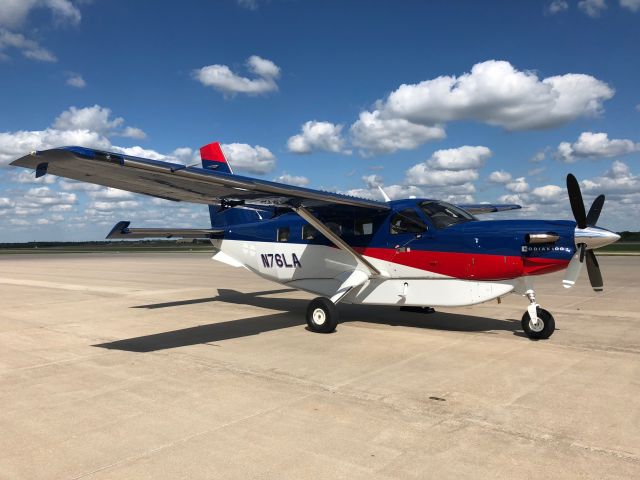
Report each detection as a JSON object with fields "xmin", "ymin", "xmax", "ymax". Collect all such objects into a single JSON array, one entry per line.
[{"xmin": 93, "ymin": 288, "xmax": 520, "ymax": 352}]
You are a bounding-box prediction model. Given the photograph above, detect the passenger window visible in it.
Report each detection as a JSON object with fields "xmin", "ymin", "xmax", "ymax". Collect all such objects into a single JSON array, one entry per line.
[
  {"xmin": 390, "ymin": 209, "xmax": 426, "ymax": 235},
  {"xmin": 354, "ymin": 218, "xmax": 374, "ymax": 235},
  {"xmin": 302, "ymin": 224, "xmax": 317, "ymax": 240},
  {"xmin": 277, "ymin": 227, "xmax": 290, "ymax": 242}
]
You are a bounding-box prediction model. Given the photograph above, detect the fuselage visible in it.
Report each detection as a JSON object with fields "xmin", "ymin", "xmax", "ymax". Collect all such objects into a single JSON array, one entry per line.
[{"xmin": 211, "ymin": 199, "xmax": 579, "ymax": 307}]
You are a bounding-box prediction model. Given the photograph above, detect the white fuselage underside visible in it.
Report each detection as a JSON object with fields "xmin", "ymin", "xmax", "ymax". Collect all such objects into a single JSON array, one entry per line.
[{"xmin": 212, "ymin": 239, "xmax": 516, "ymax": 307}]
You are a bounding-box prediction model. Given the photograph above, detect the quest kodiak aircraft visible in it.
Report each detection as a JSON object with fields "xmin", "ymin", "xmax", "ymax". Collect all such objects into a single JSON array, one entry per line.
[{"xmin": 11, "ymin": 142, "xmax": 620, "ymax": 339}]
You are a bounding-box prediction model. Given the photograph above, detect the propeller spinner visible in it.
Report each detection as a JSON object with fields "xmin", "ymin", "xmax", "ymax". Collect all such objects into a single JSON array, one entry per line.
[{"xmin": 562, "ymin": 174, "xmax": 620, "ymax": 291}]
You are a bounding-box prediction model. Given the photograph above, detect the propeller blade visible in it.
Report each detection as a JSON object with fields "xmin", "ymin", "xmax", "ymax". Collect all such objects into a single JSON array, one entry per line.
[
  {"xmin": 562, "ymin": 253, "xmax": 584, "ymax": 289},
  {"xmin": 567, "ymin": 174, "xmax": 587, "ymax": 229},
  {"xmin": 586, "ymin": 250, "xmax": 604, "ymax": 292},
  {"xmin": 586, "ymin": 194, "xmax": 605, "ymax": 227},
  {"xmin": 579, "ymin": 243, "xmax": 586, "ymax": 262}
]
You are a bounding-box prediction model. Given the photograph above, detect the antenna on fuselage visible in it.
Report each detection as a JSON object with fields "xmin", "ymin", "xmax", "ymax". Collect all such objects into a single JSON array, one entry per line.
[{"xmin": 377, "ymin": 185, "xmax": 391, "ymax": 202}]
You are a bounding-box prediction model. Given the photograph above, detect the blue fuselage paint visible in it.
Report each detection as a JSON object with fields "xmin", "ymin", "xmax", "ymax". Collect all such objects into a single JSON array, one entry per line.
[{"xmin": 217, "ymin": 199, "xmax": 576, "ymax": 262}]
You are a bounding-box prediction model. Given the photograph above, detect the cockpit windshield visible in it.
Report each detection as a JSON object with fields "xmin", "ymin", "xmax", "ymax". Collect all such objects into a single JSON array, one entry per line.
[{"xmin": 420, "ymin": 201, "xmax": 476, "ymax": 229}]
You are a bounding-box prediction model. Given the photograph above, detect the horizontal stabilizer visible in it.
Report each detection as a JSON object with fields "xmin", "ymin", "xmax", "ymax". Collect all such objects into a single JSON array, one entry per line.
[{"xmin": 106, "ymin": 221, "xmax": 223, "ymax": 239}]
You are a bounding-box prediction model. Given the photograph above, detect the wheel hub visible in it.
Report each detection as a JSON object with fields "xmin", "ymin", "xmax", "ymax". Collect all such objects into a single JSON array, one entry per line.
[
  {"xmin": 312, "ymin": 308, "xmax": 326, "ymax": 325},
  {"xmin": 529, "ymin": 317, "xmax": 544, "ymax": 333}
]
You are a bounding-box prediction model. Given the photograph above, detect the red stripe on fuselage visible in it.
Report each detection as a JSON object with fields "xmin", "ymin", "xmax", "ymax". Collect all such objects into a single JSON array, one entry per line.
[{"xmin": 355, "ymin": 247, "xmax": 568, "ymax": 280}]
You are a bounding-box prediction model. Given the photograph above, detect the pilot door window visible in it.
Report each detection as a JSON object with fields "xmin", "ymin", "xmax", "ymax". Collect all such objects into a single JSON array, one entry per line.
[{"xmin": 390, "ymin": 209, "xmax": 426, "ymax": 235}]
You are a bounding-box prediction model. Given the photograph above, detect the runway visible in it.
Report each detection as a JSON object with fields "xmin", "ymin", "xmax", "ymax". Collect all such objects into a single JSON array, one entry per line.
[{"xmin": 0, "ymin": 252, "xmax": 638, "ymax": 479}]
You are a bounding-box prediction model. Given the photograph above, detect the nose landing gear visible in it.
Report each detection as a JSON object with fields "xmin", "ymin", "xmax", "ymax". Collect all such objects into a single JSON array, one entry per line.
[{"xmin": 521, "ymin": 289, "xmax": 555, "ymax": 339}]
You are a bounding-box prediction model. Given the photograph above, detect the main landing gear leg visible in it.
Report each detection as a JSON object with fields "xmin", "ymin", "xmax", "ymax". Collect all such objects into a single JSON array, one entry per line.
[
  {"xmin": 521, "ymin": 288, "xmax": 555, "ymax": 340},
  {"xmin": 306, "ymin": 271, "xmax": 370, "ymax": 334},
  {"xmin": 306, "ymin": 286, "xmax": 354, "ymax": 333}
]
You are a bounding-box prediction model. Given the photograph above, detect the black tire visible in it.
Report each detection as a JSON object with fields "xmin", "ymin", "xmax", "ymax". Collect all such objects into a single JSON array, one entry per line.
[
  {"xmin": 306, "ymin": 297, "xmax": 338, "ymax": 333},
  {"xmin": 521, "ymin": 307, "xmax": 555, "ymax": 340}
]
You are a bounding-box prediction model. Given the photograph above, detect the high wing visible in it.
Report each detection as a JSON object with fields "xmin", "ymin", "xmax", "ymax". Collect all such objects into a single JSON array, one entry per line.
[
  {"xmin": 457, "ymin": 204, "xmax": 521, "ymax": 215},
  {"xmin": 106, "ymin": 221, "xmax": 223, "ymax": 239},
  {"xmin": 11, "ymin": 147, "xmax": 389, "ymax": 211}
]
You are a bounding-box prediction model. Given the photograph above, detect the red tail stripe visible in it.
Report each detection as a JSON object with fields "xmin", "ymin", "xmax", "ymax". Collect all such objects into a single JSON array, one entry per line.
[{"xmin": 200, "ymin": 142, "xmax": 228, "ymax": 164}]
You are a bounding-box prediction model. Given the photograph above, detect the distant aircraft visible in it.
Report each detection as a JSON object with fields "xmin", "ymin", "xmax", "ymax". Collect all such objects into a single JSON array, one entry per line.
[{"xmin": 12, "ymin": 142, "xmax": 619, "ymax": 339}]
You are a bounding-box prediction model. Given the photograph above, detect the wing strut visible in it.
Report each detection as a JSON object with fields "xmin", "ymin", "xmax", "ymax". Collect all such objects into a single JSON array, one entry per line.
[{"xmin": 291, "ymin": 205, "xmax": 382, "ymax": 277}]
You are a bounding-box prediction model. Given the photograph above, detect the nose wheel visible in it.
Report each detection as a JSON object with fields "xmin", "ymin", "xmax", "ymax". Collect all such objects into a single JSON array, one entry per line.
[
  {"xmin": 521, "ymin": 306, "xmax": 555, "ymax": 340},
  {"xmin": 521, "ymin": 288, "xmax": 555, "ymax": 339}
]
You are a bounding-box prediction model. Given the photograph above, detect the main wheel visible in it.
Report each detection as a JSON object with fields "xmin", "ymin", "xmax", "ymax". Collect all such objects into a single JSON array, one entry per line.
[
  {"xmin": 306, "ymin": 297, "xmax": 338, "ymax": 333},
  {"xmin": 521, "ymin": 307, "xmax": 555, "ymax": 340}
]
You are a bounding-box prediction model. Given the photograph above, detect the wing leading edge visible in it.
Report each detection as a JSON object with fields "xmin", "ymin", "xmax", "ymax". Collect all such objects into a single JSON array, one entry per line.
[{"xmin": 11, "ymin": 147, "xmax": 389, "ymax": 211}]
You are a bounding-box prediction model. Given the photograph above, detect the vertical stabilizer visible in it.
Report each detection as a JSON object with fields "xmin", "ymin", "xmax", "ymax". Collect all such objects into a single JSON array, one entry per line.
[
  {"xmin": 200, "ymin": 141, "xmax": 265, "ymax": 228},
  {"xmin": 200, "ymin": 142, "xmax": 233, "ymax": 174},
  {"xmin": 201, "ymin": 142, "xmax": 232, "ymax": 227}
]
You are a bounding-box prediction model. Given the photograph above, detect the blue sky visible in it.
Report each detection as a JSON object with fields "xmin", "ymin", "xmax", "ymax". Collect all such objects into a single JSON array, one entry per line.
[{"xmin": 0, "ymin": 0, "xmax": 639, "ymax": 241}]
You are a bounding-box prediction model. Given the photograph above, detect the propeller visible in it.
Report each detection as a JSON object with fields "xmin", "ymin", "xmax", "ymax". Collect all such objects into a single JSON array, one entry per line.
[{"xmin": 562, "ymin": 174, "xmax": 615, "ymax": 291}]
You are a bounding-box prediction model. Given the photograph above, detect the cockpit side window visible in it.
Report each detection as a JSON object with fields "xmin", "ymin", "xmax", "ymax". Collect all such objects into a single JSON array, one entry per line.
[
  {"xmin": 420, "ymin": 201, "xmax": 475, "ymax": 229},
  {"xmin": 390, "ymin": 209, "xmax": 427, "ymax": 235}
]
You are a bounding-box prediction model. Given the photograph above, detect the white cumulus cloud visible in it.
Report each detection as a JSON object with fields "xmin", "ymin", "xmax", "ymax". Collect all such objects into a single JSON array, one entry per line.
[
  {"xmin": 547, "ymin": 0, "xmax": 569, "ymax": 14},
  {"xmin": 362, "ymin": 174, "xmax": 384, "ymax": 188},
  {"xmin": 287, "ymin": 121, "xmax": 348, "ymax": 154},
  {"xmin": 23, "ymin": 186, "xmax": 76, "ymax": 206},
  {"xmin": 274, "ymin": 173, "xmax": 309, "ymax": 187},
  {"xmin": 489, "ymin": 170, "xmax": 512, "ymax": 183},
  {"xmin": 0, "ymin": 105, "xmax": 154, "ymax": 165},
  {"xmin": 193, "ymin": 55, "xmax": 280, "ymax": 97},
  {"xmin": 350, "ymin": 110, "xmax": 445, "ymax": 155},
  {"xmin": 11, "ymin": 170, "xmax": 56, "ymax": 184},
  {"xmin": 0, "ymin": 0, "xmax": 81, "ymax": 29},
  {"xmin": 506, "ymin": 177, "xmax": 530, "ymax": 193},
  {"xmin": 221, "ymin": 143, "xmax": 276, "ymax": 174},
  {"xmin": 0, "ymin": 197, "xmax": 15, "ymax": 208},
  {"xmin": 344, "ymin": 184, "xmax": 425, "ymax": 202},
  {"xmin": 65, "ymin": 73, "xmax": 85, "ymax": 88},
  {"xmin": 89, "ymin": 188, "xmax": 135, "ymax": 201},
  {"xmin": 119, "ymin": 126, "xmax": 147, "ymax": 139},
  {"xmin": 0, "ymin": 29, "xmax": 56, "ymax": 62},
  {"xmin": 531, "ymin": 185, "xmax": 564, "ymax": 204},
  {"xmin": 0, "ymin": 128, "xmax": 110, "ymax": 165},
  {"xmin": 406, "ymin": 145, "xmax": 490, "ymax": 187},
  {"xmin": 621, "ymin": 0, "xmax": 640, "ymax": 12},
  {"xmin": 111, "ymin": 145, "xmax": 165, "ymax": 160},
  {"xmin": 0, "ymin": 0, "xmax": 82, "ymax": 63},
  {"xmin": 578, "ymin": 0, "xmax": 607, "ymax": 17},
  {"xmin": 556, "ymin": 132, "xmax": 640, "ymax": 162},
  {"xmin": 53, "ymin": 105, "xmax": 124, "ymax": 133},
  {"xmin": 581, "ymin": 160, "xmax": 640, "ymax": 194},
  {"xmin": 405, "ymin": 167, "xmax": 479, "ymax": 187},
  {"xmin": 425, "ymin": 145, "xmax": 491, "ymax": 170},
  {"xmin": 374, "ymin": 60, "xmax": 613, "ymax": 131},
  {"xmin": 530, "ymin": 149, "xmax": 548, "ymax": 163}
]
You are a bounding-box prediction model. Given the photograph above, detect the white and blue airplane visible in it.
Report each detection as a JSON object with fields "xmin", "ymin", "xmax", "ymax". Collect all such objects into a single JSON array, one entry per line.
[{"xmin": 11, "ymin": 142, "xmax": 620, "ymax": 339}]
